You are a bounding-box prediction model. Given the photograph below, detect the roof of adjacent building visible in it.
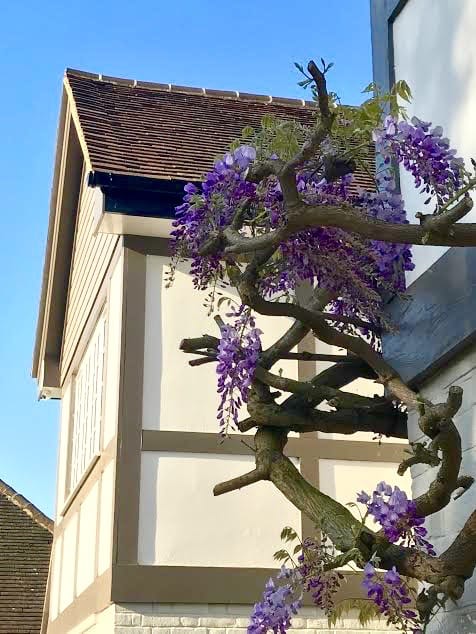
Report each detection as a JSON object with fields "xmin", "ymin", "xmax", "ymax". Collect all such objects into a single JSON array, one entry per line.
[
  {"xmin": 0, "ymin": 479, "xmax": 53, "ymax": 634},
  {"xmin": 65, "ymin": 68, "xmax": 375, "ymax": 190}
]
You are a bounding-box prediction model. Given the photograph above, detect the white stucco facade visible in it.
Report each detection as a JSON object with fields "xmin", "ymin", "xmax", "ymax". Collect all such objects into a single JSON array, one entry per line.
[
  {"xmin": 407, "ymin": 344, "xmax": 476, "ymax": 632},
  {"xmin": 389, "ymin": 3, "xmax": 476, "ymax": 631},
  {"xmin": 393, "ymin": 0, "xmax": 476, "ymax": 284}
]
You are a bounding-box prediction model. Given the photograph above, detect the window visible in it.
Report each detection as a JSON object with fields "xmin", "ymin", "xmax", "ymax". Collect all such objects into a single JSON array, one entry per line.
[{"xmin": 69, "ymin": 314, "xmax": 106, "ymax": 491}]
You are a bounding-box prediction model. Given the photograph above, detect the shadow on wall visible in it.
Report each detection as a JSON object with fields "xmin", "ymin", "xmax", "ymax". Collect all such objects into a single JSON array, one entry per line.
[{"xmin": 428, "ymin": 608, "xmax": 476, "ymax": 633}]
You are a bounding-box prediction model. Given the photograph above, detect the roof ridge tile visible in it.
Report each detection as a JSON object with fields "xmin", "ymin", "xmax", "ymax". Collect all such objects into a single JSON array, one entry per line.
[
  {"xmin": 65, "ymin": 68, "xmax": 317, "ymax": 108},
  {"xmin": 0, "ymin": 479, "xmax": 53, "ymax": 533}
]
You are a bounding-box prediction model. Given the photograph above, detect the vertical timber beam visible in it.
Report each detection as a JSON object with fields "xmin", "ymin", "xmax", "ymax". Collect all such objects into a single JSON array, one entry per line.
[{"xmin": 113, "ymin": 248, "xmax": 146, "ymax": 564}]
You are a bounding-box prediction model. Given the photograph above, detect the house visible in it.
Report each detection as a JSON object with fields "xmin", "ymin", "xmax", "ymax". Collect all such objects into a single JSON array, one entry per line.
[
  {"xmin": 372, "ymin": 1, "xmax": 476, "ymax": 631},
  {"xmin": 0, "ymin": 478, "xmax": 52, "ymax": 633},
  {"xmin": 33, "ymin": 68, "xmax": 410, "ymax": 633}
]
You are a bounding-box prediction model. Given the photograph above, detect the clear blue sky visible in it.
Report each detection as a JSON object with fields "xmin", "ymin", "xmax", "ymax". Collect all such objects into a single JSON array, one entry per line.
[{"xmin": 0, "ymin": 0, "xmax": 372, "ymax": 518}]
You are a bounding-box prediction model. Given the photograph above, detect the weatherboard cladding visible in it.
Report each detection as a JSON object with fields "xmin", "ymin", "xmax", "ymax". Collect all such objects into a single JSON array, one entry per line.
[
  {"xmin": 61, "ymin": 176, "xmax": 118, "ymax": 382},
  {"xmin": 0, "ymin": 480, "xmax": 52, "ymax": 634},
  {"xmin": 65, "ymin": 68, "xmax": 375, "ymax": 192}
]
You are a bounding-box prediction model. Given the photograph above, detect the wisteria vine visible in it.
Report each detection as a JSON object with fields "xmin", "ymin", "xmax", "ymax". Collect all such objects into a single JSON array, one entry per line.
[
  {"xmin": 170, "ymin": 65, "xmax": 476, "ymax": 632},
  {"xmin": 170, "ymin": 110, "xmax": 466, "ymax": 429},
  {"xmin": 249, "ymin": 482, "xmax": 432, "ymax": 634}
]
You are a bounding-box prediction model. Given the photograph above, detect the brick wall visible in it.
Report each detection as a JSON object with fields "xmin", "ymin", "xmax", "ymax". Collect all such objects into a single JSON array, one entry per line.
[
  {"xmin": 408, "ymin": 344, "xmax": 476, "ymax": 633},
  {"xmin": 114, "ymin": 603, "xmax": 396, "ymax": 634}
]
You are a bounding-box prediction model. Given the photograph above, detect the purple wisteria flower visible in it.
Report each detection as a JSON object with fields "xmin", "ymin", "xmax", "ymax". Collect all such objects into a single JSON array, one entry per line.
[
  {"xmin": 248, "ymin": 576, "xmax": 302, "ymax": 634},
  {"xmin": 296, "ymin": 536, "xmax": 344, "ymax": 615},
  {"xmin": 362, "ymin": 562, "xmax": 423, "ymax": 633},
  {"xmin": 170, "ymin": 145, "xmax": 257, "ymax": 290},
  {"xmin": 373, "ymin": 114, "xmax": 465, "ymax": 204},
  {"xmin": 357, "ymin": 482, "xmax": 435, "ymax": 555},
  {"xmin": 216, "ymin": 307, "xmax": 262, "ymax": 434}
]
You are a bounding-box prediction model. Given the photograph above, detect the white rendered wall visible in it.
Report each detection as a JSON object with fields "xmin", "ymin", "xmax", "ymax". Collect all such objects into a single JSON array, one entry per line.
[
  {"xmin": 56, "ymin": 381, "xmax": 72, "ymax": 517},
  {"xmin": 59, "ymin": 512, "xmax": 78, "ymax": 612},
  {"xmin": 49, "ymin": 460, "xmax": 115, "ymax": 623},
  {"xmin": 67, "ymin": 603, "xmax": 116, "ymax": 634},
  {"xmin": 407, "ymin": 343, "xmax": 476, "ymax": 632},
  {"xmin": 49, "ymin": 533, "xmax": 62, "ymax": 622},
  {"xmin": 393, "ymin": 0, "xmax": 476, "ymax": 284},
  {"xmin": 142, "ymin": 256, "xmax": 298, "ymax": 433},
  {"xmin": 76, "ymin": 481, "xmax": 99, "ymax": 595},
  {"xmin": 319, "ymin": 459, "xmax": 412, "ymax": 530},
  {"xmin": 138, "ymin": 451, "xmax": 301, "ymax": 567},
  {"xmin": 97, "ymin": 459, "xmax": 115, "ymax": 576}
]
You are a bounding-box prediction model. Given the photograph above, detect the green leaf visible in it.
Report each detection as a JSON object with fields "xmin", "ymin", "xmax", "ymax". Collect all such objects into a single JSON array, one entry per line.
[
  {"xmin": 217, "ymin": 296, "xmax": 232, "ymax": 309},
  {"xmin": 331, "ymin": 548, "xmax": 362, "ymax": 569},
  {"xmin": 395, "ymin": 79, "xmax": 412, "ymax": 103},
  {"xmin": 280, "ymin": 526, "xmax": 298, "ymax": 543},
  {"xmin": 328, "ymin": 599, "xmax": 381, "ymax": 628},
  {"xmin": 273, "ymin": 549, "xmax": 290, "ymax": 562},
  {"xmin": 261, "ymin": 114, "xmax": 274, "ymax": 130},
  {"xmin": 294, "ymin": 62, "xmax": 304, "ymax": 73},
  {"xmin": 241, "ymin": 125, "xmax": 254, "ymax": 139},
  {"xmin": 293, "ymin": 543, "xmax": 302, "ymax": 555},
  {"xmin": 362, "ymin": 82, "xmax": 376, "ymax": 94}
]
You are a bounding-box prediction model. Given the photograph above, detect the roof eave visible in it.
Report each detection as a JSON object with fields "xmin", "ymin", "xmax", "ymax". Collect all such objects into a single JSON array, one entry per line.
[
  {"xmin": 32, "ymin": 86, "xmax": 69, "ymax": 382},
  {"xmin": 32, "ymin": 78, "xmax": 85, "ymax": 396}
]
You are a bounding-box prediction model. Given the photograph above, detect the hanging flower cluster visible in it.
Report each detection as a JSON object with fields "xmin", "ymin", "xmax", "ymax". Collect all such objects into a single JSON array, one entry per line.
[
  {"xmin": 216, "ymin": 306, "xmax": 262, "ymax": 434},
  {"xmin": 170, "ymin": 146, "xmax": 257, "ymax": 290},
  {"xmin": 363, "ymin": 563, "xmax": 422, "ymax": 633},
  {"xmin": 249, "ymin": 478, "xmax": 435, "ymax": 634},
  {"xmin": 373, "ymin": 114, "xmax": 465, "ymax": 204},
  {"xmin": 297, "ymin": 536, "xmax": 344, "ymax": 615},
  {"xmin": 357, "ymin": 481, "xmax": 435, "ymax": 554},
  {"xmin": 248, "ymin": 572, "xmax": 302, "ymax": 634},
  {"xmin": 249, "ymin": 536, "xmax": 343, "ymax": 634}
]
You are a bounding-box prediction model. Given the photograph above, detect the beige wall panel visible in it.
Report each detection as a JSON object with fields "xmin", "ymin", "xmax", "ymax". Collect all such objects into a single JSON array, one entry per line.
[
  {"xmin": 103, "ymin": 253, "xmax": 123, "ymax": 447},
  {"xmin": 142, "ymin": 256, "xmax": 297, "ymax": 433},
  {"xmin": 393, "ymin": 0, "xmax": 476, "ymax": 283},
  {"xmin": 138, "ymin": 451, "xmax": 301, "ymax": 567},
  {"xmin": 59, "ymin": 512, "xmax": 78, "ymax": 613},
  {"xmin": 97, "ymin": 460, "xmax": 115, "ymax": 576},
  {"xmin": 319, "ymin": 459, "xmax": 412, "ymax": 529},
  {"xmin": 56, "ymin": 381, "xmax": 72, "ymax": 517},
  {"xmin": 61, "ymin": 183, "xmax": 118, "ymax": 381},
  {"xmin": 49, "ymin": 533, "xmax": 63, "ymax": 622},
  {"xmin": 76, "ymin": 481, "xmax": 99, "ymax": 595},
  {"xmin": 77, "ymin": 604, "xmax": 115, "ymax": 634}
]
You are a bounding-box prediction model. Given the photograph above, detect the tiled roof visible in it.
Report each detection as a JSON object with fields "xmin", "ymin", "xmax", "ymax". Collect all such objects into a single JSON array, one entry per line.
[
  {"xmin": 65, "ymin": 69, "xmax": 375, "ymax": 191},
  {"xmin": 0, "ymin": 480, "xmax": 53, "ymax": 634}
]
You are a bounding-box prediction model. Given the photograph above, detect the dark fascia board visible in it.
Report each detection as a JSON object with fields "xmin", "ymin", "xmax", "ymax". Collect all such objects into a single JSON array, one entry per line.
[
  {"xmin": 89, "ymin": 171, "xmax": 197, "ymax": 219},
  {"xmin": 88, "ymin": 170, "xmax": 197, "ymax": 194},
  {"xmin": 383, "ymin": 246, "xmax": 476, "ymax": 387}
]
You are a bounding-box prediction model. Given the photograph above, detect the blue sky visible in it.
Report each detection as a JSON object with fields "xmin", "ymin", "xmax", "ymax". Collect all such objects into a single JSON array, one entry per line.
[{"xmin": 0, "ymin": 0, "xmax": 372, "ymax": 517}]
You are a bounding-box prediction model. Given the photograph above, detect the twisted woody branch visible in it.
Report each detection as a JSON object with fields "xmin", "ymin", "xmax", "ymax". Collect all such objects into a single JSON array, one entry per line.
[{"xmin": 177, "ymin": 60, "xmax": 476, "ymax": 625}]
